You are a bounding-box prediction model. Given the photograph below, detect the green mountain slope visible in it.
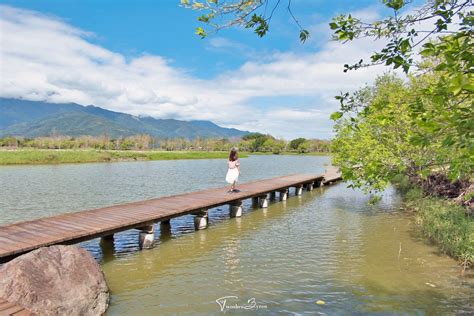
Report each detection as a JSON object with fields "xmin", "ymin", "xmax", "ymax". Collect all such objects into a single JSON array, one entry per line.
[
  {"xmin": 0, "ymin": 98, "xmax": 249, "ymax": 139},
  {"xmin": 1, "ymin": 112, "xmax": 138, "ymax": 138}
]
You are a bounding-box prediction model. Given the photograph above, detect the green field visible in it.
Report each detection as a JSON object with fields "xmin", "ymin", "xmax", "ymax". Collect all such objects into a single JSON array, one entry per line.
[{"xmin": 0, "ymin": 150, "xmax": 248, "ymax": 165}]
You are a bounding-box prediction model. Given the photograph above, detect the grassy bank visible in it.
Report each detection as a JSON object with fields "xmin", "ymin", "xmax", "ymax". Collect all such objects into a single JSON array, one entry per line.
[
  {"xmin": 246, "ymin": 151, "xmax": 329, "ymax": 156},
  {"xmin": 0, "ymin": 149, "xmax": 248, "ymax": 165},
  {"xmin": 402, "ymin": 187, "xmax": 473, "ymax": 268}
]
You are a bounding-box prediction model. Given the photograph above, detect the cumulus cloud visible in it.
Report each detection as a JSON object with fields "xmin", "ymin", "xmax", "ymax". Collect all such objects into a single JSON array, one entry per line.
[{"xmin": 0, "ymin": 4, "xmax": 389, "ymax": 139}]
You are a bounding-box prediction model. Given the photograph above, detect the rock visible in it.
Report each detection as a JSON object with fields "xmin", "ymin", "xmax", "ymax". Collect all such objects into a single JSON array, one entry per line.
[{"xmin": 0, "ymin": 245, "xmax": 109, "ymax": 316}]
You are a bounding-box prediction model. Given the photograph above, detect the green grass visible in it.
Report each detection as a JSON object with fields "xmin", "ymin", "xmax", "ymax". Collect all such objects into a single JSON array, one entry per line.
[
  {"xmin": 246, "ymin": 151, "xmax": 330, "ymax": 156},
  {"xmin": 0, "ymin": 149, "xmax": 248, "ymax": 165},
  {"xmin": 406, "ymin": 192, "xmax": 473, "ymax": 268},
  {"xmin": 392, "ymin": 175, "xmax": 473, "ymax": 268}
]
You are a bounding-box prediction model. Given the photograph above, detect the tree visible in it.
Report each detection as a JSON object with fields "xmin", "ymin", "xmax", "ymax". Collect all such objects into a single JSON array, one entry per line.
[
  {"xmin": 297, "ymin": 140, "xmax": 311, "ymax": 153},
  {"xmin": 288, "ymin": 138, "xmax": 306, "ymax": 151},
  {"xmin": 262, "ymin": 138, "xmax": 286, "ymax": 154},
  {"xmin": 242, "ymin": 132, "xmax": 272, "ymax": 151},
  {"xmin": 332, "ymin": 70, "xmax": 471, "ymax": 193}
]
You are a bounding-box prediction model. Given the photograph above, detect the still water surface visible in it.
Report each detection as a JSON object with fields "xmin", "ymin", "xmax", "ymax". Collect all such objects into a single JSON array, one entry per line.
[{"xmin": 0, "ymin": 155, "xmax": 472, "ymax": 314}]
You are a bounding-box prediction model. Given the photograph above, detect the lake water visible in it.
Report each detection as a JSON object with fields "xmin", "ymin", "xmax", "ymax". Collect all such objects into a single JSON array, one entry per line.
[{"xmin": 0, "ymin": 155, "xmax": 472, "ymax": 314}]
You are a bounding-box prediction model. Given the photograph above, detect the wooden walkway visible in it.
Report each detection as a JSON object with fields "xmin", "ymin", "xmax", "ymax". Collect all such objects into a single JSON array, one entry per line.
[
  {"xmin": 0, "ymin": 171, "xmax": 341, "ymax": 263},
  {"xmin": 0, "ymin": 298, "xmax": 35, "ymax": 316}
]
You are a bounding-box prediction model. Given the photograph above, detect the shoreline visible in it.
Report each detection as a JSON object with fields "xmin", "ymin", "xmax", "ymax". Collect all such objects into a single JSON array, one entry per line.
[
  {"xmin": 391, "ymin": 177, "xmax": 473, "ymax": 269},
  {"xmin": 0, "ymin": 149, "xmax": 329, "ymax": 166}
]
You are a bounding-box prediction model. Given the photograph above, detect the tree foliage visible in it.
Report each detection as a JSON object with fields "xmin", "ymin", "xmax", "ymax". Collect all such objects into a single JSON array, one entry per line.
[
  {"xmin": 332, "ymin": 68, "xmax": 472, "ymax": 193},
  {"xmin": 1, "ymin": 134, "xmax": 331, "ymax": 154},
  {"xmin": 331, "ymin": 0, "xmax": 473, "ymax": 73},
  {"xmin": 181, "ymin": 0, "xmax": 310, "ymax": 42}
]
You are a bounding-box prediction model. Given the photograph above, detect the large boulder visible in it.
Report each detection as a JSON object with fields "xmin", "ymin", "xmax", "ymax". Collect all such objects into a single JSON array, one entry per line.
[{"xmin": 0, "ymin": 245, "xmax": 109, "ymax": 316}]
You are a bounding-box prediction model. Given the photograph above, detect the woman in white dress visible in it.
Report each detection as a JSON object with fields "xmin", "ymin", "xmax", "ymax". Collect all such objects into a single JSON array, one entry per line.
[{"xmin": 226, "ymin": 147, "xmax": 240, "ymax": 192}]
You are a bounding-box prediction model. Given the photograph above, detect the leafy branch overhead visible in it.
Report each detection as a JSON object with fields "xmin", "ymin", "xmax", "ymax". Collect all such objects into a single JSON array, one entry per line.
[
  {"xmin": 181, "ymin": 0, "xmax": 310, "ymax": 43},
  {"xmin": 184, "ymin": 0, "xmax": 472, "ymax": 73},
  {"xmin": 330, "ymin": 0, "xmax": 473, "ymax": 73}
]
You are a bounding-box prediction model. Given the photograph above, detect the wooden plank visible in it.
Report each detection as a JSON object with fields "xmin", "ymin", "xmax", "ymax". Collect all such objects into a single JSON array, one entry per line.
[
  {"xmin": 0, "ymin": 236, "xmax": 36, "ymax": 249},
  {"xmin": 2, "ymin": 224, "xmax": 59, "ymax": 242}
]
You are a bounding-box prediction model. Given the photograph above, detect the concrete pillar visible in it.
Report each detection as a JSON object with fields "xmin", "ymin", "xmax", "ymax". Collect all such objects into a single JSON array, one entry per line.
[
  {"xmin": 194, "ymin": 209, "xmax": 208, "ymax": 230},
  {"xmin": 160, "ymin": 220, "xmax": 172, "ymax": 242},
  {"xmin": 314, "ymin": 180, "xmax": 322, "ymax": 188},
  {"xmin": 99, "ymin": 234, "xmax": 115, "ymax": 261},
  {"xmin": 138, "ymin": 223, "xmax": 155, "ymax": 249},
  {"xmin": 279, "ymin": 189, "xmax": 289, "ymax": 201},
  {"xmin": 230, "ymin": 200, "xmax": 243, "ymax": 217},
  {"xmin": 270, "ymin": 192, "xmax": 276, "ymax": 200},
  {"xmin": 101, "ymin": 234, "xmax": 114, "ymax": 242},
  {"xmin": 295, "ymin": 185, "xmax": 303, "ymax": 196},
  {"xmin": 259, "ymin": 194, "xmax": 269, "ymax": 208},
  {"xmin": 307, "ymin": 182, "xmax": 314, "ymax": 191}
]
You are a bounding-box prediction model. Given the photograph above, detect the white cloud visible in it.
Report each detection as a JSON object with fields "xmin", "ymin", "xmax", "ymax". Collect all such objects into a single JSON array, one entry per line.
[{"xmin": 0, "ymin": 4, "xmax": 389, "ymax": 139}]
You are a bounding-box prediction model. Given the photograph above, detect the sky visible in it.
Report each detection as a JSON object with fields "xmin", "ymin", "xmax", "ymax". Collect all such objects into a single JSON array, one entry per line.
[{"xmin": 0, "ymin": 0, "xmax": 411, "ymax": 139}]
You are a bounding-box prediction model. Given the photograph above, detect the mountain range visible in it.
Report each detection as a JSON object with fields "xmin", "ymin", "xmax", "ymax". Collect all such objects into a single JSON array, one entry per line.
[{"xmin": 0, "ymin": 98, "xmax": 249, "ymax": 139}]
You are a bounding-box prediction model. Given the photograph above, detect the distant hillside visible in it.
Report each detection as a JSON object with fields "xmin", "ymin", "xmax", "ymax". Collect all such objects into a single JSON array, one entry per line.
[{"xmin": 0, "ymin": 98, "xmax": 249, "ymax": 139}]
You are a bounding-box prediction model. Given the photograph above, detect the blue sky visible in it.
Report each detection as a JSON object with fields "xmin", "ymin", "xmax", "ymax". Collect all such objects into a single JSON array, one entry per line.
[{"xmin": 0, "ymin": 0, "xmax": 403, "ymax": 139}]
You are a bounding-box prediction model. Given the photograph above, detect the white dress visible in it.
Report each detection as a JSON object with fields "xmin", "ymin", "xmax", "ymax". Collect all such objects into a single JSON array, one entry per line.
[{"xmin": 226, "ymin": 159, "xmax": 240, "ymax": 184}]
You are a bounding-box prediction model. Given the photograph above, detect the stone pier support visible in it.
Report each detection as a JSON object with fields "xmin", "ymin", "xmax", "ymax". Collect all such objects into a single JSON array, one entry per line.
[
  {"xmin": 295, "ymin": 185, "xmax": 303, "ymax": 196},
  {"xmin": 159, "ymin": 220, "xmax": 172, "ymax": 242},
  {"xmin": 138, "ymin": 223, "xmax": 155, "ymax": 249},
  {"xmin": 101, "ymin": 234, "xmax": 114, "ymax": 242},
  {"xmin": 99, "ymin": 234, "xmax": 115, "ymax": 260},
  {"xmin": 279, "ymin": 189, "xmax": 289, "ymax": 201},
  {"xmin": 229, "ymin": 200, "xmax": 243, "ymax": 217},
  {"xmin": 314, "ymin": 179, "xmax": 322, "ymax": 188},
  {"xmin": 194, "ymin": 209, "xmax": 208, "ymax": 230},
  {"xmin": 307, "ymin": 182, "xmax": 314, "ymax": 191},
  {"xmin": 270, "ymin": 192, "xmax": 276, "ymax": 200},
  {"xmin": 259, "ymin": 194, "xmax": 269, "ymax": 208}
]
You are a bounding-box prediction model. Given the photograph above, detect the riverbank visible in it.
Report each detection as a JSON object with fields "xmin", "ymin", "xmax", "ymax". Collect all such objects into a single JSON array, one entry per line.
[
  {"xmin": 0, "ymin": 149, "xmax": 249, "ymax": 165},
  {"xmin": 392, "ymin": 176, "xmax": 473, "ymax": 269},
  {"xmin": 407, "ymin": 191, "xmax": 473, "ymax": 269},
  {"xmin": 249, "ymin": 151, "xmax": 329, "ymax": 156},
  {"xmin": 0, "ymin": 149, "xmax": 330, "ymax": 165}
]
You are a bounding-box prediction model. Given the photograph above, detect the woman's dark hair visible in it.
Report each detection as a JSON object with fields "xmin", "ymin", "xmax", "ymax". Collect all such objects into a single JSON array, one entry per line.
[{"xmin": 229, "ymin": 149, "xmax": 238, "ymax": 161}]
